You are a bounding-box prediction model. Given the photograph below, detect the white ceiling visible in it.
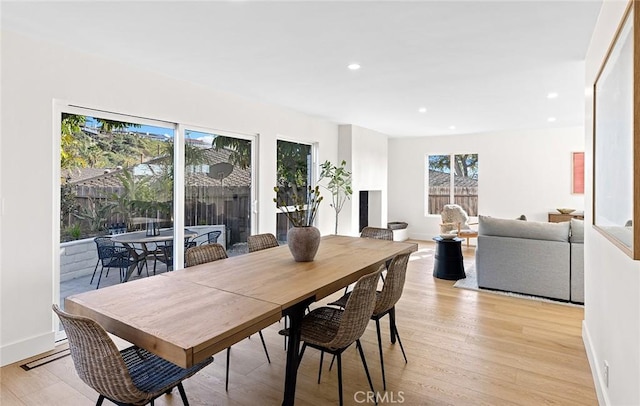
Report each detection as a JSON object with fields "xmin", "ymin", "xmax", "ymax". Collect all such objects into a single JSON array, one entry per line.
[{"xmin": 1, "ymin": 1, "xmax": 602, "ymax": 137}]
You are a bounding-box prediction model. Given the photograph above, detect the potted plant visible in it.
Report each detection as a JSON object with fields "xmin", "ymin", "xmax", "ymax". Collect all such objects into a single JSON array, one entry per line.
[
  {"xmin": 319, "ymin": 160, "xmax": 353, "ymax": 234},
  {"xmin": 274, "ymin": 184, "xmax": 323, "ymax": 261}
]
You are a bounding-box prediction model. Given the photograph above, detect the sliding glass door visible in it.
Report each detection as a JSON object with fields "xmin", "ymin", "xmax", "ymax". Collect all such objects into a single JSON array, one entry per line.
[{"xmin": 184, "ymin": 129, "xmax": 255, "ymax": 254}]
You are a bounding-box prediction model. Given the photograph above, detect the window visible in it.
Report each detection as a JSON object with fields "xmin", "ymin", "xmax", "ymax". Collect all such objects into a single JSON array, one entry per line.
[
  {"xmin": 275, "ymin": 140, "xmax": 313, "ymax": 241},
  {"xmin": 427, "ymin": 153, "xmax": 478, "ymax": 216}
]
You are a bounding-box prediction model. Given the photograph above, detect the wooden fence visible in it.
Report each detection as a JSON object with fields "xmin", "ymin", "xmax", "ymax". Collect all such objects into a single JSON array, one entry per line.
[{"xmin": 428, "ymin": 186, "xmax": 478, "ymax": 216}]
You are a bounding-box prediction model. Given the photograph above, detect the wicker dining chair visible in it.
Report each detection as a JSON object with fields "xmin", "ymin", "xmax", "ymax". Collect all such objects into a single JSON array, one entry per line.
[
  {"xmin": 184, "ymin": 243, "xmax": 271, "ymax": 391},
  {"xmin": 52, "ymin": 305, "xmax": 212, "ymax": 406},
  {"xmin": 184, "ymin": 243, "xmax": 228, "ymax": 267},
  {"xmin": 360, "ymin": 226, "xmax": 394, "ymax": 241},
  {"xmin": 298, "ymin": 267, "xmax": 382, "ymax": 406},
  {"xmin": 340, "ymin": 226, "xmax": 393, "ymax": 296},
  {"xmin": 247, "ymin": 233, "xmax": 279, "ymax": 253},
  {"xmin": 327, "ymin": 252, "xmax": 411, "ymax": 390}
]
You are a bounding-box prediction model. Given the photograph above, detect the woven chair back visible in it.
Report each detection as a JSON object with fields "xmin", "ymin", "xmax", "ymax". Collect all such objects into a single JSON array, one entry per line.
[
  {"xmin": 360, "ymin": 227, "xmax": 393, "ymax": 241},
  {"xmin": 185, "ymin": 243, "xmax": 228, "ymax": 267},
  {"xmin": 374, "ymin": 252, "xmax": 410, "ymax": 315},
  {"xmin": 52, "ymin": 305, "xmax": 150, "ymax": 405},
  {"xmin": 247, "ymin": 233, "xmax": 279, "ymax": 253},
  {"xmin": 326, "ymin": 266, "xmax": 382, "ymax": 349}
]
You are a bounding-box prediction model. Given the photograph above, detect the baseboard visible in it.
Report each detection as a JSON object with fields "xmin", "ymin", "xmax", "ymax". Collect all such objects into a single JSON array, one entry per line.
[
  {"xmin": 1, "ymin": 331, "xmax": 55, "ymax": 367},
  {"xmin": 583, "ymin": 320, "xmax": 610, "ymax": 406}
]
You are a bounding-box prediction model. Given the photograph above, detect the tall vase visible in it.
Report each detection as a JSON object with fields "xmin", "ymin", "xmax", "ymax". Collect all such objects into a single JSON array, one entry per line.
[{"xmin": 287, "ymin": 226, "xmax": 321, "ymax": 262}]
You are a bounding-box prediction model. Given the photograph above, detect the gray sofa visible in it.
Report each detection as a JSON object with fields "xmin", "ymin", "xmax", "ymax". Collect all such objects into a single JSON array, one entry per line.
[{"xmin": 475, "ymin": 216, "xmax": 584, "ymax": 303}]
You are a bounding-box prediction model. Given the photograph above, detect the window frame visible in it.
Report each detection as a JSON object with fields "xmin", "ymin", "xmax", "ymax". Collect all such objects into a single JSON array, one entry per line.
[{"xmin": 425, "ymin": 152, "xmax": 479, "ymax": 217}]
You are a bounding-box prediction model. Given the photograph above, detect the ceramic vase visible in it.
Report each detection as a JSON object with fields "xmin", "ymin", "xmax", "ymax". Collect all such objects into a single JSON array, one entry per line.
[{"xmin": 287, "ymin": 226, "xmax": 321, "ymax": 262}]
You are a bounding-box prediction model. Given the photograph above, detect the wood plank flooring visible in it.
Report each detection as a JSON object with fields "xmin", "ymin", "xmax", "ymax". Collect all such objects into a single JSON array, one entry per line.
[{"xmin": 0, "ymin": 241, "xmax": 597, "ymax": 405}]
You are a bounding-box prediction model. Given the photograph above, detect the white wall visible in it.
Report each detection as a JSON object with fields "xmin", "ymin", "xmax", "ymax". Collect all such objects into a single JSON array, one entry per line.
[
  {"xmin": 0, "ymin": 31, "xmax": 341, "ymax": 366},
  {"xmin": 338, "ymin": 125, "xmax": 389, "ymax": 236},
  {"xmin": 388, "ymin": 127, "xmax": 585, "ymax": 240},
  {"xmin": 583, "ymin": 1, "xmax": 640, "ymax": 404}
]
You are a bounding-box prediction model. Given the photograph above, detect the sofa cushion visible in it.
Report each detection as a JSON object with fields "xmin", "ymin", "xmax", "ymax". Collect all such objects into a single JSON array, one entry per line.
[
  {"xmin": 479, "ymin": 215, "xmax": 569, "ymax": 242},
  {"xmin": 570, "ymin": 219, "xmax": 584, "ymax": 243}
]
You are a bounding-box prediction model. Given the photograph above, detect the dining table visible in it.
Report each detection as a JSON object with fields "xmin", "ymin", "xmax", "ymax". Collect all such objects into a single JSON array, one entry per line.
[
  {"xmin": 111, "ymin": 228, "xmax": 198, "ymax": 282},
  {"xmin": 65, "ymin": 234, "xmax": 418, "ymax": 405}
]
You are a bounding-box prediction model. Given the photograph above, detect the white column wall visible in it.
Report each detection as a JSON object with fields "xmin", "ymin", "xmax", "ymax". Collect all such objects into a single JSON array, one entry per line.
[
  {"xmin": 582, "ymin": 1, "xmax": 640, "ymax": 405},
  {"xmin": 388, "ymin": 127, "xmax": 585, "ymax": 241},
  {"xmin": 338, "ymin": 125, "xmax": 389, "ymax": 236},
  {"xmin": 0, "ymin": 31, "xmax": 339, "ymax": 365}
]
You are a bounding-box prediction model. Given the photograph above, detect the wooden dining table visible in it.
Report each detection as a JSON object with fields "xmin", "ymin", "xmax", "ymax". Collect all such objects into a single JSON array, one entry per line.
[{"xmin": 65, "ymin": 235, "xmax": 418, "ymax": 405}]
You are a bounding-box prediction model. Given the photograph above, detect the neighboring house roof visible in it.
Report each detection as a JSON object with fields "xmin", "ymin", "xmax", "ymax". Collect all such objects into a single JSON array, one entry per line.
[
  {"xmin": 429, "ymin": 169, "xmax": 478, "ymax": 188},
  {"xmin": 68, "ymin": 147, "xmax": 251, "ymax": 189}
]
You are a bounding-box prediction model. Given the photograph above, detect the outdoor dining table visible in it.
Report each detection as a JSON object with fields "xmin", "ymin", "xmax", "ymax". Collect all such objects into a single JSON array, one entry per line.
[
  {"xmin": 65, "ymin": 234, "xmax": 418, "ymax": 405},
  {"xmin": 111, "ymin": 228, "xmax": 198, "ymax": 282}
]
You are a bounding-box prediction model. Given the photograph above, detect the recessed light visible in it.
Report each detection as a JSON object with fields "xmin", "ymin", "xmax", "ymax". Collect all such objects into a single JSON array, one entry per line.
[
  {"xmin": 449, "ymin": 125, "xmax": 456, "ymax": 130},
  {"xmin": 418, "ymin": 107, "xmax": 427, "ymax": 113},
  {"xmin": 547, "ymin": 92, "xmax": 559, "ymax": 99},
  {"xmin": 548, "ymin": 117, "xmax": 557, "ymax": 122},
  {"xmin": 347, "ymin": 63, "xmax": 361, "ymax": 70}
]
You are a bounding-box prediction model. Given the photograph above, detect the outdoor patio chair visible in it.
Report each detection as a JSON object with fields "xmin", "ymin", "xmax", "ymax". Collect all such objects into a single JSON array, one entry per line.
[
  {"xmin": 155, "ymin": 239, "xmax": 197, "ymax": 272},
  {"xmin": 185, "ymin": 243, "xmax": 271, "ymax": 391},
  {"xmin": 90, "ymin": 237, "xmax": 142, "ymax": 289},
  {"xmin": 53, "ymin": 304, "xmax": 213, "ymax": 406},
  {"xmin": 328, "ymin": 252, "xmax": 411, "ymax": 390},
  {"xmin": 298, "ymin": 267, "xmax": 382, "ymax": 406},
  {"xmin": 192, "ymin": 230, "xmax": 223, "ymax": 246}
]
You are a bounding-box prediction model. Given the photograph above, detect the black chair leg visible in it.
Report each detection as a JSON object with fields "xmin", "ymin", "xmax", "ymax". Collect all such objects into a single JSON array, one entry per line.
[
  {"xmin": 375, "ymin": 318, "xmax": 387, "ymax": 390},
  {"xmin": 258, "ymin": 330, "xmax": 271, "ymax": 363},
  {"xmin": 298, "ymin": 343, "xmax": 307, "ymax": 370},
  {"xmin": 90, "ymin": 260, "xmax": 100, "ymax": 285},
  {"xmin": 177, "ymin": 382, "xmax": 189, "ymax": 406},
  {"xmin": 95, "ymin": 267, "xmax": 105, "ymax": 289},
  {"xmin": 389, "ymin": 307, "xmax": 397, "ymax": 344},
  {"xmin": 356, "ymin": 339, "xmax": 376, "ymax": 401},
  {"xmin": 225, "ymin": 347, "xmax": 231, "ymax": 391},
  {"xmin": 317, "ymin": 350, "xmax": 324, "ymax": 384},
  {"xmin": 392, "ymin": 318, "xmax": 408, "ymax": 363},
  {"xmin": 337, "ymin": 353, "xmax": 343, "ymax": 406},
  {"xmin": 96, "ymin": 395, "xmax": 105, "ymax": 406}
]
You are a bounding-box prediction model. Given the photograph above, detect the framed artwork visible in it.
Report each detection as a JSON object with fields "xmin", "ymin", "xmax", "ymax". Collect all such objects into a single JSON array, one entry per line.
[
  {"xmin": 572, "ymin": 152, "xmax": 584, "ymax": 194},
  {"xmin": 593, "ymin": 0, "xmax": 640, "ymax": 259}
]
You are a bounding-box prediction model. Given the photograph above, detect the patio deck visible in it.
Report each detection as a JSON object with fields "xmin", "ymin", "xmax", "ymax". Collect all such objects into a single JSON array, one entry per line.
[{"xmin": 59, "ymin": 242, "xmax": 250, "ymax": 310}]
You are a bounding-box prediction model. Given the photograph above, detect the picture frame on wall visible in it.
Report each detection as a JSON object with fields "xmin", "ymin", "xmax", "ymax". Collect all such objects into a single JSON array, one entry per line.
[{"xmin": 593, "ymin": 0, "xmax": 640, "ymax": 259}]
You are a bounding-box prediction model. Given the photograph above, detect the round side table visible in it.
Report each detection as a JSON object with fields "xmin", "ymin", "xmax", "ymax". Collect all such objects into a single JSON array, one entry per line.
[{"xmin": 432, "ymin": 236, "xmax": 466, "ymax": 280}]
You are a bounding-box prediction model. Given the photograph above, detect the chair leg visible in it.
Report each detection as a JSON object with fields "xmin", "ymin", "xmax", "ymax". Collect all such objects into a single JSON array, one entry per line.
[
  {"xmin": 356, "ymin": 339, "xmax": 376, "ymax": 398},
  {"xmin": 258, "ymin": 330, "xmax": 270, "ymax": 363},
  {"xmin": 392, "ymin": 319, "xmax": 408, "ymax": 364},
  {"xmin": 317, "ymin": 350, "xmax": 324, "ymax": 384},
  {"xmin": 95, "ymin": 266, "xmax": 105, "ymax": 289},
  {"xmin": 337, "ymin": 353, "xmax": 343, "ymax": 406},
  {"xmin": 176, "ymin": 382, "xmax": 189, "ymax": 406},
  {"xmin": 96, "ymin": 395, "xmax": 105, "ymax": 406},
  {"xmin": 389, "ymin": 307, "xmax": 397, "ymax": 344},
  {"xmin": 298, "ymin": 343, "xmax": 307, "ymax": 370},
  {"xmin": 375, "ymin": 318, "xmax": 387, "ymax": 390},
  {"xmin": 89, "ymin": 260, "xmax": 100, "ymax": 285},
  {"xmin": 225, "ymin": 347, "xmax": 231, "ymax": 391}
]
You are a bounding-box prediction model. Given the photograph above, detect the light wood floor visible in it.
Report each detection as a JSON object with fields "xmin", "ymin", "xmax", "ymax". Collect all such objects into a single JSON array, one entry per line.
[{"xmin": 0, "ymin": 241, "xmax": 597, "ymax": 406}]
